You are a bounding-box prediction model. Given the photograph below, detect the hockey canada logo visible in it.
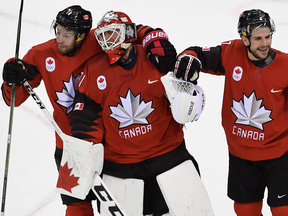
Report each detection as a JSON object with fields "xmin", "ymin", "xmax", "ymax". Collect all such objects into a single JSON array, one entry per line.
[
  {"xmin": 232, "ymin": 66, "xmax": 243, "ymax": 81},
  {"xmin": 231, "ymin": 91, "xmax": 272, "ymax": 131},
  {"xmin": 46, "ymin": 57, "xmax": 56, "ymax": 72},
  {"xmin": 56, "ymin": 73, "xmax": 81, "ymax": 114},
  {"xmin": 109, "ymin": 89, "xmax": 155, "ymax": 128}
]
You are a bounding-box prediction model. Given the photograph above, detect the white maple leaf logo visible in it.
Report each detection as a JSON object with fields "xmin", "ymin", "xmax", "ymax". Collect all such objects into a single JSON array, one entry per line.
[
  {"xmin": 56, "ymin": 73, "xmax": 81, "ymax": 114},
  {"xmin": 109, "ymin": 89, "xmax": 155, "ymax": 128},
  {"xmin": 231, "ymin": 91, "xmax": 272, "ymax": 131}
]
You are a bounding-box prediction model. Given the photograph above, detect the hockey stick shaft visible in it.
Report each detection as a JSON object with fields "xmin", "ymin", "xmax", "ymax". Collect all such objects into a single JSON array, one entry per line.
[
  {"xmin": 92, "ymin": 174, "xmax": 127, "ymax": 216},
  {"xmin": 23, "ymin": 81, "xmax": 64, "ymax": 137},
  {"xmin": 1, "ymin": 1, "xmax": 24, "ymax": 215},
  {"xmin": 22, "ymin": 81, "xmax": 127, "ymax": 216}
]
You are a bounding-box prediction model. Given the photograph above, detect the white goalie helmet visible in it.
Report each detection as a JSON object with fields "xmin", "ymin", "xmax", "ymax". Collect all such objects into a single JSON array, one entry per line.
[
  {"xmin": 161, "ymin": 72, "xmax": 205, "ymax": 124},
  {"xmin": 94, "ymin": 10, "xmax": 137, "ymax": 64}
]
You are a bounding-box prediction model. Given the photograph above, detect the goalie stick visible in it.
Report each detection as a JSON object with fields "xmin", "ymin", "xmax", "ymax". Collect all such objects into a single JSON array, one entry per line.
[{"xmin": 23, "ymin": 81, "xmax": 127, "ymax": 216}]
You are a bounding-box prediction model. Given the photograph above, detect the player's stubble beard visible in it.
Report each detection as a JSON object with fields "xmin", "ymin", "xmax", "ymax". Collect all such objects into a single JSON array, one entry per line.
[
  {"xmin": 249, "ymin": 45, "xmax": 271, "ymax": 60},
  {"xmin": 57, "ymin": 42, "xmax": 74, "ymax": 55}
]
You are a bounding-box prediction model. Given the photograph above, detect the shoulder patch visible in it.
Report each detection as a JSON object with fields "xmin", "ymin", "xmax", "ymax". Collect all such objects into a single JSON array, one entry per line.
[
  {"xmin": 202, "ymin": 46, "xmax": 210, "ymax": 51},
  {"xmin": 221, "ymin": 41, "xmax": 232, "ymax": 45}
]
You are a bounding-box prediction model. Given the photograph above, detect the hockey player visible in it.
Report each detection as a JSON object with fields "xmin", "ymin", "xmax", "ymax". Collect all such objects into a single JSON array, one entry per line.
[
  {"xmin": 173, "ymin": 9, "xmax": 288, "ymax": 216},
  {"xmin": 1, "ymin": 5, "xmax": 177, "ymax": 216},
  {"xmin": 70, "ymin": 10, "xmax": 212, "ymax": 216}
]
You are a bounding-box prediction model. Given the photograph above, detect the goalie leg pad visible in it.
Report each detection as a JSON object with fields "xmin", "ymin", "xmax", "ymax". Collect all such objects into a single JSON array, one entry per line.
[
  {"xmin": 100, "ymin": 174, "xmax": 144, "ymax": 216},
  {"xmin": 156, "ymin": 160, "xmax": 214, "ymax": 216}
]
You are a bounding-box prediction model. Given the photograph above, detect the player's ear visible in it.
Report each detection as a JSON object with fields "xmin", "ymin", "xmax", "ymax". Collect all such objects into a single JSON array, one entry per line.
[
  {"xmin": 76, "ymin": 33, "xmax": 85, "ymax": 42},
  {"xmin": 242, "ymin": 36, "xmax": 250, "ymax": 46}
]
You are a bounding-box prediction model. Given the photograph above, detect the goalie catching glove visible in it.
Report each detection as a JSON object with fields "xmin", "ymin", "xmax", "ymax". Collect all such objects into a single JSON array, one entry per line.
[
  {"xmin": 161, "ymin": 72, "xmax": 205, "ymax": 124},
  {"xmin": 137, "ymin": 25, "xmax": 177, "ymax": 74}
]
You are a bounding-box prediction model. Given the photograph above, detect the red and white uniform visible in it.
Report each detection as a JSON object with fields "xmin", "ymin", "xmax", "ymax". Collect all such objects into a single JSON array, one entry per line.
[
  {"xmin": 187, "ymin": 39, "xmax": 288, "ymax": 161},
  {"xmin": 1, "ymin": 29, "xmax": 103, "ymax": 149},
  {"xmin": 71, "ymin": 44, "xmax": 184, "ymax": 164}
]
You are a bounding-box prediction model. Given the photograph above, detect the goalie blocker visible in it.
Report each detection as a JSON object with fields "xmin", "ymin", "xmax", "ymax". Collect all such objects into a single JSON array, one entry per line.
[{"xmin": 161, "ymin": 72, "xmax": 205, "ymax": 124}]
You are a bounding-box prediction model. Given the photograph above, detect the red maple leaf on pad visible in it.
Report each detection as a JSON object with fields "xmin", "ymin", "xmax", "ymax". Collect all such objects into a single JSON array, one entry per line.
[{"xmin": 57, "ymin": 162, "xmax": 79, "ymax": 192}]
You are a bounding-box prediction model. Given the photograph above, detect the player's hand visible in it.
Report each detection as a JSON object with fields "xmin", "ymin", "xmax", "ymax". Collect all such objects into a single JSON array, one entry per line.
[
  {"xmin": 3, "ymin": 58, "xmax": 27, "ymax": 86},
  {"xmin": 137, "ymin": 25, "xmax": 177, "ymax": 74},
  {"xmin": 174, "ymin": 52, "xmax": 202, "ymax": 84}
]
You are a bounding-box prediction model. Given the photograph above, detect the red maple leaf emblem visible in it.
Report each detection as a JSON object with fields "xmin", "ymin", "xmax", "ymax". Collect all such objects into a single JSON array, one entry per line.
[
  {"xmin": 202, "ymin": 46, "xmax": 210, "ymax": 51},
  {"xmin": 235, "ymin": 68, "xmax": 241, "ymax": 74},
  {"xmin": 47, "ymin": 59, "xmax": 54, "ymax": 65},
  {"xmin": 98, "ymin": 77, "xmax": 104, "ymax": 83},
  {"xmin": 57, "ymin": 162, "xmax": 79, "ymax": 192}
]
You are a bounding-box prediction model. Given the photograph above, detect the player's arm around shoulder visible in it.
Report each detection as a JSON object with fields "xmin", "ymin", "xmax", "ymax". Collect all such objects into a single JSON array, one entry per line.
[
  {"xmin": 72, "ymin": 66, "xmax": 104, "ymax": 144},
  {"xmin": 137, "ymin": 24, "xmax": 177, "ymax": 74}
]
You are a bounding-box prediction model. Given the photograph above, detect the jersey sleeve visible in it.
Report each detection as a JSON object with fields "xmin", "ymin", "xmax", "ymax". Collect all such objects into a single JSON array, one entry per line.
[
  {"xmin": 70, "ymin": 66, "xmax": 104, "ymax": 144},
  {"xmin": 184, "ymin": 45, "xmax": 226, "ymax": 75}
]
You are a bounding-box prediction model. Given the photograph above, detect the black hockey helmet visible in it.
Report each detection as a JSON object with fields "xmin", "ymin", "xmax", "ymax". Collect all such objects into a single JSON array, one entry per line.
[
  {"xmin": 53, "ymin": 5, "xmax": 92, "ymax": 39},
  {"xmin": 237, "ymin": 9, "xmax": 275, "ymax": 37}
]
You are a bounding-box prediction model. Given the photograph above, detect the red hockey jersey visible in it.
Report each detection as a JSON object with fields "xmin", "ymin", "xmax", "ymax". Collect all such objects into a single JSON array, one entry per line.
[
  {"xmin": 71, "ymin": 45, "xmax": 184, "ymax": 164},
  {"xmin": 188, "ymin": 39, "xmax": 288, "ymax": 161},
  {"xmin": 1, "ymin": 29, "xmax": 103, "ymax": 149}
]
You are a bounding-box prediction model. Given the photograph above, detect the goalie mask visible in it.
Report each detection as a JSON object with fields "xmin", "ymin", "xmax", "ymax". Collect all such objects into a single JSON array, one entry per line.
[
  {"xmin": 94, "ymin": 11, "xmax": 137, "ymax": 64},
  {"xmin": 161, "ymin": 72, "xmax": 205, "ymax": 124}
]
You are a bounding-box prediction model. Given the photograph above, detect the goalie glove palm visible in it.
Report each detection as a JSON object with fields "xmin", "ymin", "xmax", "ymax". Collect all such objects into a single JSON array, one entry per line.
[{"xmin": 174, "ymin": 52, "xmax": 202, "ymax": 83}]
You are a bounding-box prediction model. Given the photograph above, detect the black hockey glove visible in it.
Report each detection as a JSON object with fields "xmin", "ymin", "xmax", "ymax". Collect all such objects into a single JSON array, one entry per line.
[
  {"xmin": 137, "ymin": 25, "xmax": 177, "ymax": 74},
  {"xmin": 174, "ymin": 52, "xmax": 202, "ymax": 84},
  {"xmin": 3, "ymin": 58, "xmax": 27, "ymax": 86}
]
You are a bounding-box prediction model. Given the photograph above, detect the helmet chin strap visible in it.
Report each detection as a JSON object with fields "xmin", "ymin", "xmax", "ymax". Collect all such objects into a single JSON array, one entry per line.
[
  {"xmin": 66, "ymin": 40, "xmax": 81, "ymax": 56},
  {"xmin": 246, "ymin": 37, "xmax": 262, "ymax": 60},
  {"xmin": 247, "ymin": 45, "xmax": 263, "ymax": 61},
  {"xmin": 67, "ymin": 33, "xmax": 85, "ymax": 56}
]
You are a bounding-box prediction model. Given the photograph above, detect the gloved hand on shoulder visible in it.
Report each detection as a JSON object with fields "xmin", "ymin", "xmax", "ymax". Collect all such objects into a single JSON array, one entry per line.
[
  {"xmin": 173, "ymin": 50, "xmax": 202, "ymax": 84},
  {"xmin": 137, "ymin": 25, "xmax": 177, "ymax": 74}
]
